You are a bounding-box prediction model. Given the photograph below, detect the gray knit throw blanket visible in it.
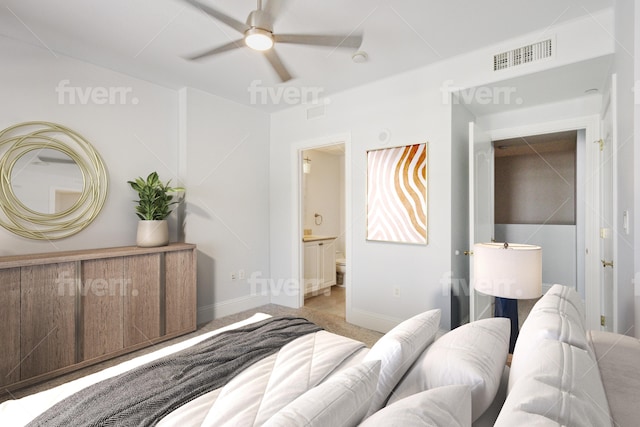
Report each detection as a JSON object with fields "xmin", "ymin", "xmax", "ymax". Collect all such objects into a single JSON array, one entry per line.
[{"xmin": 27, "ymin": 316, "xmax": 322, "ymax": 427}]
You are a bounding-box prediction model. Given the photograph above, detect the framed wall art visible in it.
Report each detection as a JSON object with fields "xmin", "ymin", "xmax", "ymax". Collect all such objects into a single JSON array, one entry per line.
[{"xmin": 367, "ymin": 143, "xmax": 427, "ymax": 244}]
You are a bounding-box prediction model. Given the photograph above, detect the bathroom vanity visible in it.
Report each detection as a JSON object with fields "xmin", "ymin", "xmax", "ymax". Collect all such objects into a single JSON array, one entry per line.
[{"xmin": 302, "ymin": 236, "xmax": 336, "ymax": 297}]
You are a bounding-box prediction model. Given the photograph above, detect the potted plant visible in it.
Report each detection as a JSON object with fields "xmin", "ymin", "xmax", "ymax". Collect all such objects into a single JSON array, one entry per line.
[{"xmin": 127, "ymin": 171, "xmax": 184, "ymax": 247}]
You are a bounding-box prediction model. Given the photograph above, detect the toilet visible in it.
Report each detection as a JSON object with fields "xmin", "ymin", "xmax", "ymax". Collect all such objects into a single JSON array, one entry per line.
[{"xmin": 336, "ymin": 252, "xmax": 346, "ymax": 286}]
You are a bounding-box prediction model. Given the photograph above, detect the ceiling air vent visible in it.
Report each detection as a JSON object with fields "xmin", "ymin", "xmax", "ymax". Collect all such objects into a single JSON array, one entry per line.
[{"xmin": 493, "ymin": 38, "xmax": 553, "ymax": 71}]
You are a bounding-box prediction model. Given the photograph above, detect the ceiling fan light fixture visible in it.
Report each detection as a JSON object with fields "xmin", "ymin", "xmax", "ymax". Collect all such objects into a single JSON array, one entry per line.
[{"xmin": 245, "ymin": 28, "xmax": 274, "ymax": 51}]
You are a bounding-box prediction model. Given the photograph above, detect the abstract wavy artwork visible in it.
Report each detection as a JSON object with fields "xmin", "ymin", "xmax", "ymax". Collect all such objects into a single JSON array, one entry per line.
[{"xmin": 367, "ymin": 143, "xmax": 427, "ymax": 244}]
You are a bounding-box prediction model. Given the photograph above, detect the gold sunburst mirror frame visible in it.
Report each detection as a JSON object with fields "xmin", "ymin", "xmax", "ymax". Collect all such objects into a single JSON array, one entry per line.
[{"xmin": 0, "ymin": 121, "xmax": 108, "ymax": 240}]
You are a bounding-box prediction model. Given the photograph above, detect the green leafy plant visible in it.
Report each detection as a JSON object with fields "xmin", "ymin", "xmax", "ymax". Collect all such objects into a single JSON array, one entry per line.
[{"xmin": 127, "ymin": 172, "xmax": 184, "ymax": 220}]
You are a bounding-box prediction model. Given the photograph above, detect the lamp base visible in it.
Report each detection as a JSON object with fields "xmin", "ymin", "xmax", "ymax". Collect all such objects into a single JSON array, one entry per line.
[{"xmin": 495, "ymin": 297, "xmax": 518, "ymax": 353}]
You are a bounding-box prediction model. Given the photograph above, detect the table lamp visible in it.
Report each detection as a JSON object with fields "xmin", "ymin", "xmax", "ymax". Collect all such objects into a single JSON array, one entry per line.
[{"xmin": 473, "ymin": 242, "xmax": 542, "ymax": 352}]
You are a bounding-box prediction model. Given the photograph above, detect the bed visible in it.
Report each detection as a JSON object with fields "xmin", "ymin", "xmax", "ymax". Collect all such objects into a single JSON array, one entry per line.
[
  {"xmin": 4, "ymin": 284, "xmax": 636, "ymax": 426},
  {"xmin": 1, "ymin": 304, "xmax": 507, "ymax": 427},
  {"xmin": 0, "ymin": 313, "xmax": 371, "ymax": 426},
  {"xmin": 0, "ymin": 306, "xmax": 455, "ymax": 427}
]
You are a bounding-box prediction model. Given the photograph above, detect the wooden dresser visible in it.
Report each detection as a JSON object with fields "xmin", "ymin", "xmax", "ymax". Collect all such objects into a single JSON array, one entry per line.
[{"xmin": 0, "ymin": 243, "xmax": 197, "ymax": 391}]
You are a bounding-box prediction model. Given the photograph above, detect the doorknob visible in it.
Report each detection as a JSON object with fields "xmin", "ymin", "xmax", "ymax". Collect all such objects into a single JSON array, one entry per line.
[
  {"xmin": 601, "ymin": 259, "xmax": 614, "ymax": 268},
  {"xmin": 463, "ymin": 250, "xmax": 473, "ymax": 256}
]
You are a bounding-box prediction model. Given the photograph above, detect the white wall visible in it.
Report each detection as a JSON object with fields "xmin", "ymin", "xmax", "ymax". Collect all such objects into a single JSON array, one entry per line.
[
  {"xmin": 477, "ymin": 96, "xmax": 602, "ymax": 130},
  {"xmin": 0, "ymin": 36, "xmax": 179, "ymax": 255},
  {"xmin": 271, "ymin": 68, "xmax": 454, "ymax": 332},
  {"xmin": 269, "ymin": 9, "xmax": 615, "ymax": 333},
  {"xmin": 0, "ymin": 37, "xmax": 271, "ymax": 326},
  {"xmin": 635, "ymin": 0, "xmax": 640, "ymax": 337},
  {"xmin": 613, "ymin": 0, "xmax": 636, "ymax": 335},
  {"xmin": 179, "ymin": 88, "xmax": 271, "ymax": 324}
]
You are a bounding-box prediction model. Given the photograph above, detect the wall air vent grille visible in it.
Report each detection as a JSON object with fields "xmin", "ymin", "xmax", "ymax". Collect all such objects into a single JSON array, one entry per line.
[
  {"xmin": 493, "ymin": 38, "xmax": 553, "ymax": 71},
  {"xmin": 306, "ymin": 104, "xmax": 326, "ymax": 120}
]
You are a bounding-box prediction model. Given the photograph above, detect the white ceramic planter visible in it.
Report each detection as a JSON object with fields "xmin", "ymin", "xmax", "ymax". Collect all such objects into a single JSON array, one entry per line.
[{"xmin": 136, "ymin": 220, "xmax": 169, "ymax": 247}]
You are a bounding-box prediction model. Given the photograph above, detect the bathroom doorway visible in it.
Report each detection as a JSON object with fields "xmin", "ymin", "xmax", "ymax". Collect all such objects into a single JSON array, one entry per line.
[{"xmin": 300, "ymin": 143, "xmax": 346, "ymax": 318}]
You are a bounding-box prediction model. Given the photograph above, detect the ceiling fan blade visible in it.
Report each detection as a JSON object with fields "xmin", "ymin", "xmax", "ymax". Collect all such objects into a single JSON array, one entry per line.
[
  {"xmin": 186, "ymin": 39, "xmax": 245, "ymax": 61},
  {"xmin": 183, "ymin": 0, "xmax": 249, "ymax": 34},
  {"xmin": 263, "ymin": 49, "xmax": 293, "ymax": 82},
  {"xmin": 274, "ymin": 33, "xmax": 363, "ymax": 49}
]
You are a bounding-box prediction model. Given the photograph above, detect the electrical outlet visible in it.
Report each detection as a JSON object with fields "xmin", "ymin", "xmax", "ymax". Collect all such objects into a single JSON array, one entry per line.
[
  {"xmin": 393, "ymin": 287, "xmax": 400, "ymax": 297},
  {"xmin": 238, "ymin": 269, "xmax": 245, "ymax": 280},
  {"xmin": 230, "ymin": 272, "xmax": 237, "ymax": 281}
]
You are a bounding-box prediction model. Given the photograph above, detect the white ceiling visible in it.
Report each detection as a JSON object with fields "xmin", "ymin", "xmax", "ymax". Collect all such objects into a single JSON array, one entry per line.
[{"xmin": 1, "ymin": 0, "xmax": 614, "ymax": 111}]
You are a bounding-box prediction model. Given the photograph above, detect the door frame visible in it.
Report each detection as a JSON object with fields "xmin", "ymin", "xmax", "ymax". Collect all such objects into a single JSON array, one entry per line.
[
  {"xmin": 469, "ymin": 122, "xmax": 495, "ymax": 322},
  {"xmin": 599, "ymin": 74, "xmax": 618, "ymax": 332},
  {"xmin": 487, "ymin": 115, "xmax": 602, "ymax": 330},
  {"xmin": 291, "ymin": 133, "xmax": 352, "ymax": 315}
]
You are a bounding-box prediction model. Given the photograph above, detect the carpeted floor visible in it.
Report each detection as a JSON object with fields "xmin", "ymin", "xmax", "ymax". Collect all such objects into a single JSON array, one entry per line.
[{"xmin": 0, "ymin": 296, "xmax": 383, "ymax": 403}]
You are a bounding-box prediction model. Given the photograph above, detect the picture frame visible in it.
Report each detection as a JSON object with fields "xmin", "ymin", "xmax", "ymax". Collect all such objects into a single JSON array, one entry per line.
[{"xmin": 366, "ymin": 143, "xmax": 427, "ymax": 244}]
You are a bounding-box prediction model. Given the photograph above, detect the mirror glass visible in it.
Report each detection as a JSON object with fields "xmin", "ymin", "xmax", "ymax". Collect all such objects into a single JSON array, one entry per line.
[
  {"xmin": 0, "ymin": 121, "xmax": 108, "ymax": 240},
  {"xmin": 10, "ymin": 148, "xmax": 84, "ymax": 214}
]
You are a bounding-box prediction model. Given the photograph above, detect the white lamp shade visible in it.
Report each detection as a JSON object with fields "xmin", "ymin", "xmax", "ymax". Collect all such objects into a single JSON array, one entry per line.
[{"xmin": 473, "ymin": 243, "xmax": 542, "ymax": 299}]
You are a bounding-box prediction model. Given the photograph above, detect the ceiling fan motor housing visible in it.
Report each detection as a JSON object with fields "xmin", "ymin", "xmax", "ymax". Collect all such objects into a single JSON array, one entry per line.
[{"xmin": 246, "ymin": 9, "xmax": 273, "ymax": 32}]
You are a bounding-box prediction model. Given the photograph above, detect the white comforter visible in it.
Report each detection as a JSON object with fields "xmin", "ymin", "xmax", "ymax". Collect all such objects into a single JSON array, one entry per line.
[{"xmin": 0, "ymin": 314, "xmax": 369, "ymax": 426}]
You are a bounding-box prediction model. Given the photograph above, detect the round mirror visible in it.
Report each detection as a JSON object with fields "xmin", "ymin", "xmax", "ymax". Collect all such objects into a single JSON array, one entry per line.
[
  {"xmin": 0, "ymin": 122, "xmax": 108, "ymax": 240},
  {"xmin": 11, "ymin": 148, "xmax": 84, "ymax": 214}
]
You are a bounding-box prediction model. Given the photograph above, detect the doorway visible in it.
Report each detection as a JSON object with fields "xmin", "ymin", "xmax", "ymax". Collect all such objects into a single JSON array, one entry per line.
[
  {"xmin": 468, "ymin": 115, "xmax": 602, "ymax": 330},
  {"xmin": 493, "ymin": 130, "xmax": 583, "ymax": 295},
  {"xmin": 300, "ymin": 143, "xmax": 346, "ymax": 319}
]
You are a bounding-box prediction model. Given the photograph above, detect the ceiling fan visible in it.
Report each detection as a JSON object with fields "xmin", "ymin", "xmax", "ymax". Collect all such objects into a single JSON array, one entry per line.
[{"xmin": 183, "ymin": 0, "xmax": 363, "ymax": 82}]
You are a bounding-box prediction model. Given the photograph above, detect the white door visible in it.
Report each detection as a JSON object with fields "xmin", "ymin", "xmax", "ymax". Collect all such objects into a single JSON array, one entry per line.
[
  {"xmin": 469, "ymin": 122, "xmax": 494, "ymax": 321},
  {"xmin": 599, "ymin": 74, "xmax": 617, "ymax": 332}
]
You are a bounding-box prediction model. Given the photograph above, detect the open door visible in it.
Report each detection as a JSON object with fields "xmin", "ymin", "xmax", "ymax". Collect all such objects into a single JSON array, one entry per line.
[
  {"xmin": 469, "ymin": 122, "xmax": 494, "ymax": 321},
  {"xmin": 599, "ymin": 74, "xmax": 617, "ymax": 332}
]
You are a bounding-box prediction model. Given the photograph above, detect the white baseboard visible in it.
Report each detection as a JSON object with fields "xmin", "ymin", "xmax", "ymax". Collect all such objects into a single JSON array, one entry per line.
[
  {"xmin": 197, "ymin": 294, "xmax": 270, "ymax": 325},
  {"xmin": 347, "ymin": 307, "xmax": 404, "ymax": 334}
]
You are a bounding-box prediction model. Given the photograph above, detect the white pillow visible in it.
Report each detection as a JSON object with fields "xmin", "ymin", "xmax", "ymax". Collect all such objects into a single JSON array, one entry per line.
[
  {"xmin": 543, "ymin": 284, "xmax": 586, "ymax": 324},
  {"xmin": 360, "ymin": 385, "xmax": 472, "ymax": 427},
  {"xmin": 388, "ymin": 317, "xmax": 509, "ymax": 421},
  {"xmin": 510, "ymin": 284, "xmax": 593, "ymax": 392},
  {"xmin": 363, "ymin": 308, "xmax": 441, "ymax": 417},
  {"xmin": 495, "ymin": 339, "xmax": 612, "ymax": 427},
  {"xmin": 263, "ymin": 360, "xmax": 381, "ymax": 427}
]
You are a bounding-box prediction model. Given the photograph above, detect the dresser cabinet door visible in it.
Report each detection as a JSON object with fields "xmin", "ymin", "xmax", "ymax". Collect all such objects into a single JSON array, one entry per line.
[
  {"xmin": 165, "ymin": 249, "xmax": 196, "ymax": 335},
  {"xmin": 0, "ymin": 268, "xmax": 20, "ymax": 386},
  {"xmin": 303, "ymin": 242, "xmax": 320, "ymax": 294},
  {"xmin": 320, "ymin": 240, "xmax": 336, "ymax": 288},
  {"xmin": 20, "ymin": 263, "xmax": 76, "ymax": 379},
  {"xmin": 81, "ymin": 257, "xmax": 125, "ymax": 361},
  {"xmin": 124, "ymin": 254, "xmax": 161, "ymax": 347}
]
